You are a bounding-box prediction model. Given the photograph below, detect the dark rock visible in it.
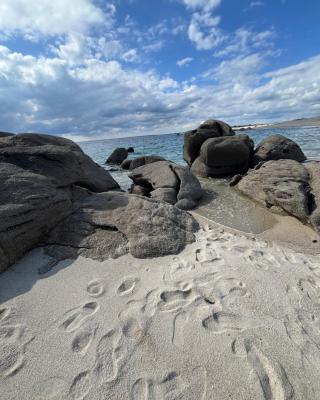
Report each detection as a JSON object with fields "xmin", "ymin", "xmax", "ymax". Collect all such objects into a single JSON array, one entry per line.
[
  {"xmin": 0, "ymin": 133, "xmax": 119, "ymax": 192},
  {"xmin": 129, "ymin": 184, "xmax": 151, "ymax": 197},
  {"xmin": 129, "ymin": 161, "xmax": 179, "ymax": 190},
  {"xmin": 121, "ymin": 159, "xmax": 132, "ymax": 170},
  {"xmin": 253, "ymin": 134, "xmax": 306, "ymax": 165},
  {"xmin": 150, "ymin": 188, "xmax": 177, "ymax": 205},
  {"xmin": 108, "ymin": 167, "xmax": 119, "ymax": 172},
  {"xmin": 237, "ymin": 159, "xmax": 310, "ymax": 220},
  {"xmin": 129, "ymin": 155, "xmax": 166, "ymax": 170},
  {"xmin": 129, "ymin": 161, "xmax": 203, "ymax": 210},
  {"xmin": 106, "ymin": 148, "xmax": 128, "ymax": 165},
  {"xmin": 191, "ymin": 134, "xmax": 253, "ymax": 177},
  {"xmin": 45, "ymin": 191, "xmax": 199, "ymax": 260},
  {"xmin": 0, "ymin": 162, "xmax": 72, "ymax": 273},
  {"xmin": 127, "ymin": 147, "xmax": 134, "ymax": 153},
  {"xmin": 183, "ymin": 119, "xmax": 235, "ymax": 166}
]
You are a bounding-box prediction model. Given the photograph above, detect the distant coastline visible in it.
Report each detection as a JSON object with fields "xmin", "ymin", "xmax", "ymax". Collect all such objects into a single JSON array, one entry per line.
[{"xmin": 233, "ymin": 116, "xmax": 320, "ymax": 131}]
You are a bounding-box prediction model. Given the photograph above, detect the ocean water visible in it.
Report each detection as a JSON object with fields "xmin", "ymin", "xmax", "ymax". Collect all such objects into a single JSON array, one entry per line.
[{"xmin": 80, "ymin": 126, "xmax": 320, "ymax": 190}]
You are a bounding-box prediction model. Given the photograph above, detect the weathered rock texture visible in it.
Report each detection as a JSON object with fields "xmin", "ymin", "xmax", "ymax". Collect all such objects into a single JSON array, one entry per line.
[
  {"xmin": 191, "ymin": 134, "xmax": 254, "ymax": 178},
  {"xmin": 0, "ymin": 134, "xmax": 199, "ymax": 272},
  {"xmin": 106, "ymin": 147, "xmax": 128, "ymax": 164},
  {"xmin": 121, "ymin": 155, "xmax": 166, "ymax": 170},
  {"xmin": 253, "ymin": 134, "xmax": 306, "ymax": 165},
  {"xmin": 45, "ymin": 190, "xmax": 199, "ymax": 260},
  {"xmin": 129, "ymin": 161, "xmax": 203, "ymax": 210},
  {"xmin": 236, "ymin": 160, "xmax": 320, "ymax": 230}
]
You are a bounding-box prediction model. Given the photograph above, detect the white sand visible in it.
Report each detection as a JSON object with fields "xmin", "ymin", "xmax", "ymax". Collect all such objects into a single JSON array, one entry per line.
[{"xmin": 1, "ymin": 225, "xmax": 320, "ymax": 399}]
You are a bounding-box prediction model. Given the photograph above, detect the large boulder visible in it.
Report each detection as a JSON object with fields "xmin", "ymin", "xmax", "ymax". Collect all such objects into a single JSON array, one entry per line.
[
  {"xmin": 122, "ymin": 155, "xmax": 166, "ymax": 170},
  {"xmin": 0, "ymin": 162, "xmax": 72, "ymax": 272},
  {"xmin": 0, "ymin": 134, "xmax": 119, "ymax": 192},
  {"xmin": 305, "ymin": 162, "xmax": 320, "ymax": 233},
  {"xmin": 184, "ymin": 119, "xmax": 235, "ymax": 166},
  {"xmin": 45, "ymin": 191, "xmax": 199, "ymax": 260},
  {"xmin": 253, "ymin": 134, "xmax": 306, "ymax": 165},
  {"xmin": 129, "ymin": 161, "xmax": 203, "ymax": 210},
  {"xmin": 191, "ymin": 134, "xmax": 254, "ymax": 178},
  {"xmin": 0, "ymin": 133, "xmax": 200, "ymax": 272},
  {"xmin": 237, "ymin": 159, "xmax": 310, "ymax": 221},
  {"xmin": 106, "ymin": 147, "xmax": 128, "ymax": 165}
]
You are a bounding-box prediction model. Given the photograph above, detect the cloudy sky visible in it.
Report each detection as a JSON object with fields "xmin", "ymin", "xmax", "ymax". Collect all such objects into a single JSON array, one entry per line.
[{"xmin": 0, "ymin": 0, "xmax": 319, "ymax": 140}]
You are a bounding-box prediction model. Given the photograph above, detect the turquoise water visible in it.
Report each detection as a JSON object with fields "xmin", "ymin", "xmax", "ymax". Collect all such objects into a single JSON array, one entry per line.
[{"xmin": 80, "ymin": 126, "xmax": 320, "ymax": 190}]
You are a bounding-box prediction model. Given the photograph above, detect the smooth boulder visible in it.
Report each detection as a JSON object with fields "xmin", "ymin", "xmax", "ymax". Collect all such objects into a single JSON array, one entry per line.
[
  {"xmin": 191, "ymin": 134, "xmax": 253, "ymax": 178},
  {"xmin": 0, "ymin": 133, "xmax": 119, "ymax": 192},
  {"xmin": 184, "ymin": 119, "xmax": 235, "ymax": 166},
  {"xmin": 122, "ymin": 155, "xmax": 166, "ymax": 170},
  {"xmin": 106, "ymin": 147, "xmax": 128, "ymax": 165},
  {"xmin": 253, "ymin": 134, "xmax": 306, "ymax": 165},
  {"xmin": 129, "ymin": 161, "xmax": 203, "ymax": 210}
]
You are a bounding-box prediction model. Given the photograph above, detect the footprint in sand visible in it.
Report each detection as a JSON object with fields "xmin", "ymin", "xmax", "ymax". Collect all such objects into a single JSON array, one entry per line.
[
  {"xmin": 0, "ymin": 307, "xmax": 10, "ymax": 322},
  {"xmin": 158, "ymin": 289, "xmax": 195, "ymax": 312},
  {"xmin": 202, "ymin": 311, "xmax": 255, "ymax": 334},
  {"xmin": 72, "ymin": 323, "xmax": 97, "ymax": 354},
  {"xmin": 87, "ymin": 280, "xmax": 105, "ymax": 298},
  {"xmin": 130, "ymin": 378, "xmax": 153, "ymax": 400},
  {"xmin": 94, "ymin": 330, "xmax": 119, "ymax": 383},
  {"xmin": 69, "ymin": 370, "xmax": 94, "ymax": 400},
  {"xmin": 0, "ymin": 324, "xmax": 33, "ymax": 378},
  {"xmin": 117, "ymin": 277, "xmax": 139, "ymax": 296},
  {"xmin": 244, "ymin": 338, "xmax": 294, "ymax": 400},
  {"xmin": 195, "ymin": 244, "xmax": 219, "ymax": 263},
  {"xmin": 60, "ymin": 302, "xmax": 99, "ymax": 333},
  {"xmin": 172, "ymin": 311, "xmax": 189, "ymax": 348}
]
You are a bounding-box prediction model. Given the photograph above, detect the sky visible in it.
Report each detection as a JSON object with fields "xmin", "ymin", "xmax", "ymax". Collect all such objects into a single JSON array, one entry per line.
[{"xmin": 0, "ymin": 0, "xmax": 319, "ymax": 141}]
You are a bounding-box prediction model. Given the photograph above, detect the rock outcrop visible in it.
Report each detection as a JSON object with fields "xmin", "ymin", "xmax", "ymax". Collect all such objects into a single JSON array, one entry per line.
[
  {"xmin": 191, "ymin": 134, "xmax": 254, "ymax": 178},
  {"xmin": 253, "ymin": 134, "xmax": 306, "ymax": 165},
  {"xmin": 184, "ymin": 119, "xmax": 235, "ymax": 166},
  {"xmin": 45, "ymin": 190, "xmax": 199, "ymax": 261},
  {"xmin": 305, "ymin": 162, "xmax": 320, "ymax": 233},
  {"xmin": 0, "ymin": 131, "xmax": 15, "ymax": 137},
  {"xmin": 121, "ymin": 155, "xmax": 166, "ymax": 170},
  {"xmin": 236, "ymin": 159, "xmax": 311, "ymax": 221},
  {"xmin": 106, "ymin": 147, "xmax": 128, "ymax": 165},
  {"xmin": 0, "ymin": 134, "xmax": 199, "ymax": 272},
  {"xmin": 129, "ymin": 161, "xmax": 203, "ymax": 210}
]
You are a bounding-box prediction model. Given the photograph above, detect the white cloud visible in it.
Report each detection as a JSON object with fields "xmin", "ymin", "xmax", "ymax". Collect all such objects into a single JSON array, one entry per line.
[
  {"xmin": 182, "ymin": 0, "xmax": 221, "ymax": 12},
  {"xmin": 177, "ymin": 57, "xmax": 194, "ymax": 67},
  {"xmin": 0, "ymin": 0, "xmax": 109, "ymax": 38},
  {"xmin": 188, "ymin": 12, "xmax": 224, "ymax": 50},
  {"xmin": 0, "ymin": 43, "xmax": 320, "ymax": 138}
]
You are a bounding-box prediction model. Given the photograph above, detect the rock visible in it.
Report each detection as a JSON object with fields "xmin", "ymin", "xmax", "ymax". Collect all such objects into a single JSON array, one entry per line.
[
  {"xmin": 0, "ymin": 131, "xmax": 15, "ymax": 137},
  {"xmin": 183, "ymin": 119, "xmax": 235, "ymax": 166},
  {"xmin": 229, "ymin": 174, "xmax": 243, "ymax": 187},
  {"xmin": 129, "ymin": 161, "xmax": 203, "ymax": 210},
  {"xmin": 127, "ymin": 147, "xmax": 134, "ymax": 153},
  {"xmin": 129, "ymin": 184, "xmax": 151, "ymax": 197},
  {"xmin": 237, "ymin": 159, "xmax": 310, "ymax": 221},
  {"xmin": 0, "ymin": 133, "xmax": 119, "ymax": 192},
  {"xmin": 173, "ymin": 165, "xmax": 203, "ymax": 208},
  {"xmin": 191, "ymin": 134, "xmax": 253, "ymax": 177},
  {"xmin": 0, "ymin": 162, "xmax": 72, "ymax": 272},
  {"xmin": 305, "ymin": 162, "xmax": 320, "ymax": 233},
  {"xmin": 121, "ymin": 159, "xmax": 132, "ymax": 170},
  {"xmin": 106, "ymin": 147, "xmax": 128, "ymax": 164},
  {"xmin": 129, "ymin": 161, "xmax": 179, "ymax": 190},
  {"xmin": 45, "ymin": 191, "xmax": 199, "ymax": 260},
  {"xmin": 253, "ymin": 134, "xmax": 306, "ymax": 165},
  {"xmin": 129, "ymin": 155, "xmax": 166, "ymax": 170},
  {"xmin": 150, "ymin": 188, "xmax": 177, "ymax": 205}
]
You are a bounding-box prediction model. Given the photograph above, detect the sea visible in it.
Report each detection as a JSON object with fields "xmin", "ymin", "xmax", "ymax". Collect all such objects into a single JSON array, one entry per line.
[{"xmin": 80, "ymin": 126, "xmax": 320, "ymax": 190}]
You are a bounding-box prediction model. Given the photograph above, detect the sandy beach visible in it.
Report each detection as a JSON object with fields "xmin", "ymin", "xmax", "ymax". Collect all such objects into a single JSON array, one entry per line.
[{"xmin": 1, "ymin": 219, "xmax": 320, "ymax": 400}]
